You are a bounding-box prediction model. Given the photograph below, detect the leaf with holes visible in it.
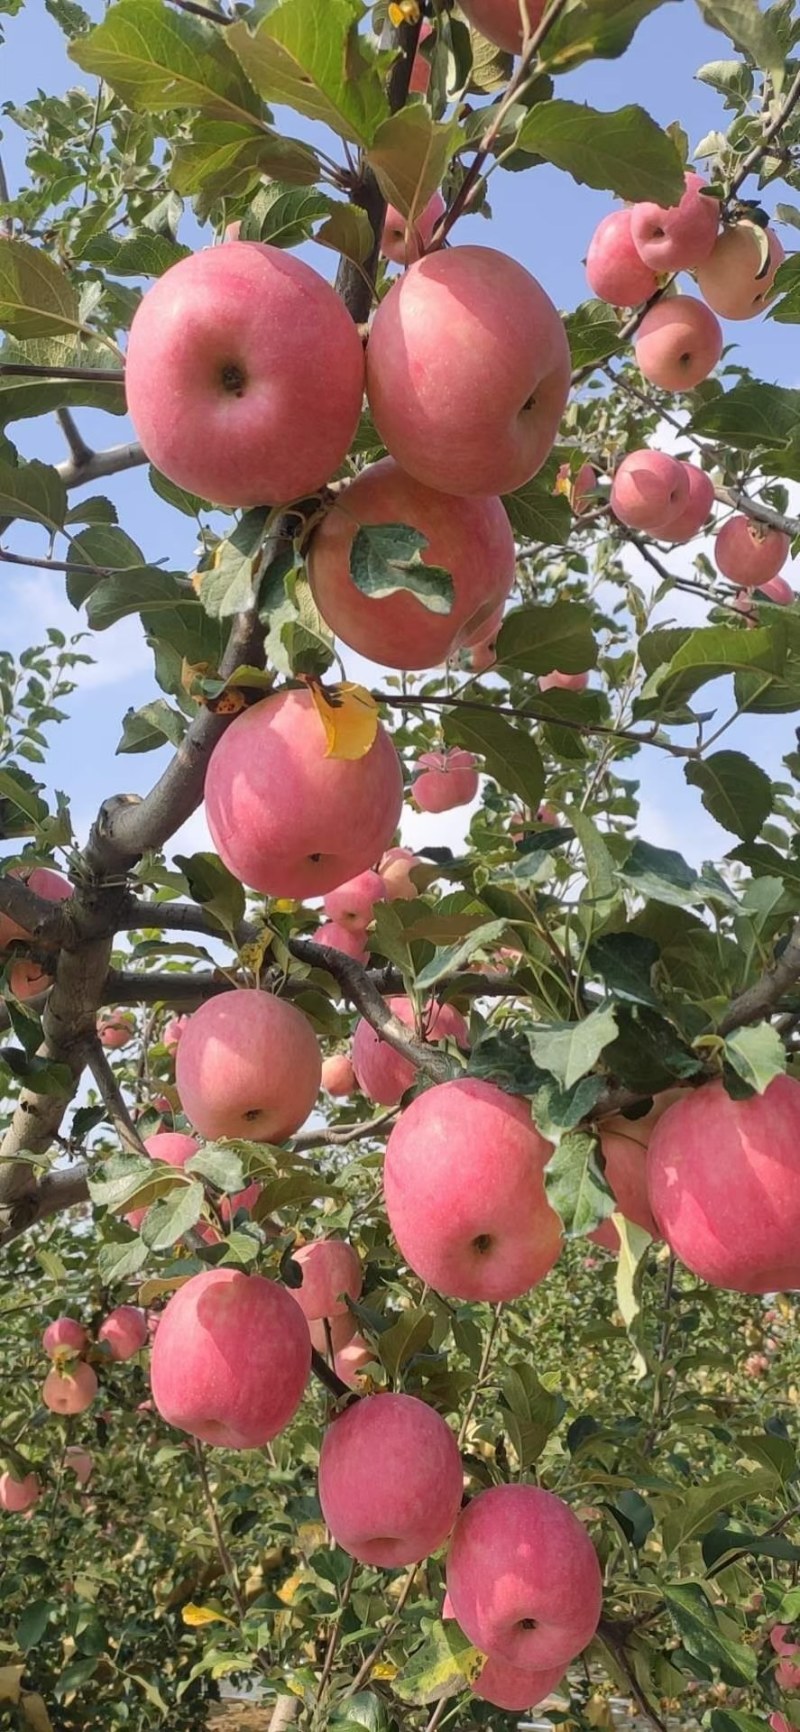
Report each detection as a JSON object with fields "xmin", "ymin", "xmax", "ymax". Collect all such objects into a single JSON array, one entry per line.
[{"xmin": 350, "ymin": 525, "xmax": 454, "ymax": 616}]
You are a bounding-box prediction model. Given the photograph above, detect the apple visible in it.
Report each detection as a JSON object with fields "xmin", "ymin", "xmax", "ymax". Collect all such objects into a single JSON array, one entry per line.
[
  {"xmin": 539, "ymin": 670, "xmax": 589, "ymax": 694},
  {"xmin": 126, "ymin": 1130, "xmax": 200, "ymax": 1231},
  {"xmin": 318, "ymin": 1391, "xmax": 462, "ymax": 1566},
  {"xmin": 125, "ymin": 242, "xmax": 365, "ymax": 508},
  {"xmin": 334, "ymin": 1334, "xmax": 374, "ymax": 1388},
  {"xmin": 323, "ymin": 870, "xmax": 386, "ymax": 931},
  {"xmin": 383, "ymin": 1077, "xmax": 561, "ymax": 1300},
  {"xmin": 307, "ymin": 1311, "xmax": 358, "ymax": 1354},
  {"xmin": 0, "ymin": 1470, "xmax": 40, "ymax": 1512},
  {"xmin": 64, "ymin": 1446, "xmax": 93, "ymax": 1487},
  {"xmin": 98, "ymin": 1305, "xmax": 148, "ymax": 1362},
  {"xmin": 630, "ymin": 172, "xmax": 719, "ymax": 272},
  {"xmin": 290, "ymin": 1238, "xmax": 362, "ymax": 1325},
  {"xmin": 458, "ymin": 0, "xmax": 545, "ymax": 53},
  {"xmin": 176, "ymin": 988, "xmax": 321, "ymax": 1143},
  {"xmin": 760, "ymin": 574, "xmax": 795, "ymax": 604},
  {"xmin": 412, "ymin": 749, "xmax": 479, "ymax": 813},
  {"xmin": 381, "ymin": 191, "xmax": 445, "ymax": 265},
  {"xmin": 0, "ymin": 865, "xmax": 72, "ymax": 950},
  {"xmin": 610, "ymin": 449, "xmax": 689, "ymax": 533},
  {"xmin": 150, "ymin": 1268, "xmax": 311, "ymax": 1447},
  {"xmin": 42, "ymin": 1362, "xmax": 98, "ymax": 1415},
  {"xmin": 697, "ymin": 222, "xmax": 785, "ymax": 320},
  {"xmin": 596, "ymin": 1090, "xmax": 684, "ymax": 1239},
  {"xmin": 307, "ymin": 457, "xmax": 515, "ymax": 670},
  {"xmin": 585, "ymin": 209, "xmax": 659, "ymax": 307},
  {"xmin": 205, "ymin": 688, "xmax": 403, "ymax": 899},
  {"xmin": 42, "ymin": 1316, "xmax": 87, "ymax": 1358},
  {"xmin": 647, "ymin": 1075, "xmax": 800, "ymax": 1292},
  {"xmin": 163, "ymin": 1015, "xmax": 188, "ymax": 1053},
  {"xmin": 658, "ymin": 462, "xmax": 715, "ymax": 543},
  {"xmin": 714, "ymin": 514, "xmax": 789, "ymax": 587},
  {"xmin": 409, "ymin": 19, "xmax": 434, "ymax": 92},
  {"xmin": 321, "ymin": 1053, "xmax": 356, "ymax": 1096},
  {"xmin": 634, "ymin": 295, "xmax": 723, "ymax": 391},
  {"xmin": 317, "ymin": 920, "xmax": 369, "ymax": 964},
  {"xmin": 378, "ymin": 847, "xmax": 421, "ymax": 902},
  {"xmin": 98, "ymin": 1010, "xmax": 135, "ymax": 1050},
  {"xmin": 446, "ymin": 1483, "xmax": 602, "ymax": 1669},
  {"xmin": 352, "ymin": 995, "xmax": 470, "ymax": 1107},
  {"xmin": 366, "ymin": 246, "xmax": 571, "ymax": 497},
  {"xmin": 472, "ymin": 1655, "xmax": 564, "ymax": 1712}
]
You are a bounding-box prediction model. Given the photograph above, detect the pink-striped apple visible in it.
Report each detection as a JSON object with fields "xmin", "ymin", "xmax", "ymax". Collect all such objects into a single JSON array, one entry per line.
[
  {"xmin": 318, "ymin": 1392, "xmax": 462, "ymax": 1566},
  {"xmin": 412, "ymin": 749, "xmax": 479, "ymax": 813},
  {"xmin": 630, "ymin": 173, "xmax": 719, "ymax": 272},
  {"xmin": 353, "ymin": 996, "xmax": 469, "ymax": 1107},
  {"xmin": 585, "ymin": 209, "xmax": 659, "ymax": 307},
  {"xmin": 176, "ymin": 989, "xmax": 321, "ymax": 1143},
  {"xmin": 714, "ymin": 515, "xmax": 788, "ymax": 587},
  {"xmin": 634, "ymin": 296, "xmax": 723, "ymax": 391},
  {"xmin": 323, "ymin": 870, "xmax": 386, "ymax": 931}
]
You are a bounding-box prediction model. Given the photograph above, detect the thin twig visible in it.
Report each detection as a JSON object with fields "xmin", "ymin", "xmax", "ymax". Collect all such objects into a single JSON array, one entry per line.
[
  {"xmin": 374, "ymin": 690, "xmax": 698, "ymax": 760},
  {"xmin": 313, "ymin": 1557, "xmax": 357, "ymax": 1720},
  {"xmin": 55, "ymin": 408, "xmax": 93, "ymax": 467},
  {"xmin": 193, "ymin": 1439, "xmax": 249, "ymax": 1623},
  {"xmin": 82, "ymin": 1037, "xmax": 148, "ymax": 1158},
  {"xmin": 457, "ymin": 1304, "xmax": 503, "ymax": 1449},
  {"xmin": 728, "ymin": 63, "xmax": 800, "ymax": 197},
  {"xmin": 345, "ymin": 1563, "xmax": 420, "ymax": 1696}
]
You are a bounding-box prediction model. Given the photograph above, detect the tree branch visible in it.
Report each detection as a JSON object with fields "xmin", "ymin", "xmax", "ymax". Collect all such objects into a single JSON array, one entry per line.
[
  {"xmin": 0, "ymin": 1163, "xmax": 89, "ymax": 1248},
  {"xmin": 0, "ymin": 362, "xmax": 124, "ymax": 382},
  {"xmin": 728, "ymin": 62, "xmax": 800, "ymax": 198},
  {"xmin": 58, "ymin": 440, "xmax": 147, "ymax": 490},
  {"xmin": 334, "ymin": 11, "xmax": 422, "ymax": 325},
  {"xmin": 288, "ymin": 936, "xmax": 455, "ymax": 1082},
  {"xmin": 715, "ymin": 483, "xmax": 800, "ymax": 541},
  {"xmin": 374, "ymin": 689, "xmax": 698, "ymax": 760},
  {"xmin": 82, "ymin": 1036, "xmax": 148, "ymax": 1157},
  {"xmin": 718, "ymin": 922, "xmax": 800, "ymax": 1035},
  {"xmin": 55, "ymin": 407, "xmax": 93, "ymax": 468},
  {"xmin": 0, "ymin": 875, "xmax": 69, "ymax": 944}
]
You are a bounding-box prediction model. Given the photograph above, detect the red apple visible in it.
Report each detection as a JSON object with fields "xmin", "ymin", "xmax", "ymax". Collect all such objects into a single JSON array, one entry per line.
[
  {"xmin": 125, "ymin": 243, "xmax": 365, "ymax": 508},
  {"xmin": 630, "ymin": 173, "xmax": 719, "ymax": 272},
  {"xmin": 384, "ymin": 1077, "xmax": 561, "ymax": 1300},
  {"xmin": 64, "ymin": 1446, "xmax": 93, "ymax": 1487},
  {"xmin": 596, "ymin": 1090, "xmax": 684, "ymax": 1239},
  {"xmin": 163, "ymin": 1015, "xmax": 188, "ymax": 1053},
  {"xmin": 334, "ymin": 1333, "xmax": 374, "ymax": 1388},
  {"xmin": 472, "ymin": 1654, "xmax": 564, "ymax": 1712},
  {"xmin": 658, "ymin": 462, "xmax": 715, "ymax": 543},
  {"xmin": 366, "ymin": 246, "xmax": 571, "ymax": 497},
  {"xmin": 647, "ymin": 1075, "xmax": 800, "ymax": 1291},
  {"xmin": 98, "ymin": 1305, "xmax": 148, "ymax": 1362},
  {"xmin": 585, "ymin": 209, "xmax": 659, "ymax": 307},
  {"xmin": 321, "ymin": 1053, "xmax": 356, "ymax": 1096},
  {"xmin": 381, "ymin": 191, "xmax": 445, "ymax": 265},
  {"xmin": 290, "ymin": 1238, "xmax": 362, "ymax": 1323},
  {"xmin": 760, "ymin": 574, "xmax": 795, "ymax": 604},
  {"xmin": 150, "ymin": 1268, "xmax": 311, "ymax": 1447},
  {"xmin": 610, "ymin": 449, "xmax": 689, "ymax": 533},
  {"xmin": 176, "ymin": 989, "xmax": 321, "ymax": 1143},
  {"xmin": 317, "ymin": 920, "xmax": 369, "ymax": 964},
  {"xmin": 308, "ymin": 457, "xmax": 515, "ymax": 670},
  {"xmin": 378, "ymin": 847, "xmax": 421, "ymax": 902},
  {"xmin": 205, "ymin": 688, "xmax": 403, "ymax": 899},
  {"xmin": 323, "ymin": 870, "xmax": 386, "ymax": 931},
  {"xmin": 42, "ymin": 1362, "xmax": 98, "ymax": 1415},
  {"xmin": 127, "ymin": 1131, "xmax": 200, "ymax": 1231},
  {"xmin": 714, "ymin": 515, "xmax": 789, "ymax": 588},
  {"xmin": 318, "ymin": 1391, "xmax": 462, "ymax": 1566},
  {"xmin": 42, "ymin": 1316, "xmax": 87, "ymax": 1359},
  {"xmin": 409, "ymin": 19, "xmax": 434, "ymax": 92},
  {"xmin": 0, "ymin": 1470, "xmax": 40, "ymax": 1512},
  {"xmin": 352, "ymin": 995, "xmax": 469, "ymax": 1107},
  {"xmin": 458, "ymin": 0, "xmax": 545, "ymax": 53},
  {"xmin": 446, "ymin": 1483, "xmax": 602, "ymax": 1669},
  {"xmin": 98, "ymin": 1010, "xmax": 135, "ymax": 1050},
  {"xmin": 307, "ymin": 1312, "xmax": 358, "ymax": 1354},
  {"xmin": 634, "ymin": 296, "xmax": 723, "ymax": 391},
  {"xmin": 412, "ymin": 749, "xmax": 479, "ymax": 813},
  {"xmin": 697, "ymin": 222, "xmax": 785, "ymax": 320}
]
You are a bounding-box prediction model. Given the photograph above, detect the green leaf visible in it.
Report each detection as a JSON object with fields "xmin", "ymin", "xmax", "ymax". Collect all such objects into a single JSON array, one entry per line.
[
  {"xmin": 723, "ymin": 1022, "xmax": 786, "ymax": 1094},
  {"xmin": 500, "ymin": 474, "xmax": 572, "ymax": 546},
  {"xmin": 87, "ymin": 1151, "xmax": 156, "ymax": 1211},
  {"xmin": 695, "ymin": 0, "xmax": 785, "ymax": 93},
  {"xmin": 662, "ymin": 1583, "xmax": 757, "ymax": 1684},
  {"xmin": 171, "ymin": 120, "xmax": 321, "ymax": 199},
  {"xmin": 1, "ymin": 1050, "xmax": 73, "ymax": 1094},
  {"xmin": 662, "ymin": 1468, "xmax": 778, "ymax": 1557},
  {"xmin": 262, "ymin": 567, "xmax": 335, "ymax": 678},
  {"xmin": 443, "ymin": 707, "xmax": 544, "ymax": 811},
  {"xmin": 174, "ymin": 852, "xmax": 245, "ymax": 936},
  {"xmin": 97, "ymin": 1236, "xmax": 149, "ymax": 1282},
  {"xmin": 349, "ymin": 524, "xmax": 454, "ymax": 616},
  {"xmin": 615, "ymin": 1215, "xmax": 652, "ymax": 1380},
  {"xmin": 619, "ymin": 839, "xmax": 734, "ymax": 910},
  {"xmin": 690, "ymin": 380, "xmax": 800, "ymax": 450},
  {"xmin": 394, "ymin": 1620, "xmax": 481, "ymax": 1707},
  {"xmin": 0, "ymin": 766, "xmax": 49, "ymax": 835},
  {"xmin": 79, "ymin": 233, "xmax": 191, "ymax": 276},
  {"xmin": 196, "ymin": 510, "xmax": 271, "ymax": 619},
  {"xmin": 544, "ymin": 1129, "xmax": 614, "ymax": 1237},
  {"xmin": 587, "ymin": 933, "xmax": 660, "ymax": 1007},
  {"xmin": 770, "ymin": 253, "xmax": 800, "ymax": 323},
  {"xmin": 530, "ymin": 1003, "xmax": 618, "ymax": 1089},
  {"xmin": 710, "ymin": 1714, "xmax": 773, "ymax": 1732},
  {"xmin": 517, "ymin": 100, "xmax": 684, "ymax": 203},
  {"xmin": 376, "ymin": 1307, "xmax": 434, "ymax": 1378},
  {"xmin": 229, "ymin": 0, "xmax": 389, "ymax": 147},
  {"xmin": 499, "ymin": 1363, "xmax": 566, "ymax": 1468},
  {"xmin": 140, "ymin": 1179, "xmax": 205, "ymax": 1250},
  {"xmin": 0, "ymin": 238, "xmax": 80, "ymax": 340},
  {"xmin": 564, "ymin": 297, "xmax": 625, "ymax": 368},
  {"xmin": 533, "ymin": 1074, "xmax": 606, "ymax": 1140},
  {"xmin": 495, "ymin": 601, "xmax": 596, "ymax": 675},
  {"xmin": 684, "ymin": 750, "xmax": 772, "ymax": 842},
  {"xmin": 569, "ymin": 808, "xmax": 621, "ymax": 932},
  {"xmin": 0, "ymin": 334, "xmax": 125, "ymax": 427},
  {"xmin": 414, "ymin": 919, "xmax": 507, "ymax": 991},
  {"xmin": 70, "ymin": 0, "xmax": 262, "ymax": 124},
  {"xmin": 541, "ymin": 0, "xmax": 678, "ymax": 70},
  {"xmin": 17, "ymin": 1601, "xmax": 55, "ymax": 1652},
  {"xmin": 316, "ymin": 202, "xmax": 374, "ymax": 266},
  {"xmin": 117, "ymin": 699, "xmax": 187, "ymax": 755},
  {"xmin": 0, "ymin": 459, "xmax": 66, "ymax": 530},
  {"xmin": 239, "ymin": 182, "xmax": 331, "ymax": 249},
  {"xmin": 367, "ymin": 105, "xmax": 463, "ymax": 220},
  {"xmin": 185, "ymin": 1146, "xmax": 246, "ymax": 1194},
  {"xmin": 638, "ymin": 623, "xmax": 785, "ymax": 711}
]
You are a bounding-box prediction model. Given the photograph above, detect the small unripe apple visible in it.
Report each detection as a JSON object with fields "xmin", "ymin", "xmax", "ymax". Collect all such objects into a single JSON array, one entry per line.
[
  {"xmin": 378, "ymin": 847, "xmax": 421, "ymax": 902},
  {"xmin": 610, "ymin": 449, "xmax": 689, "ymax": 533},
  {"xmin": 412, "ymin": 749, "xmax": 479, "ymax": 813},
  {"xmin": 0, "ymin": 1470, "xmax": 40, "ymax": 1512},
  {"xmin": 290, "ymin": 1238, "xmax": 362, "ymax": 1323},
  {"xmin": 697, "ymin": 222, "xmax": 784, "ymax": 320},
  {"xmin": 321, "ymin": 1053, "xmax": 356, "ymax": 1096},
  {"xmin": 176, "ymin": 988, "xmax": 321, "ymax": 1143},
  {"xmin": 634, "ymin": 296, "xmax": 723, "ymax": 391},
  {"xmin": 381, "ymin": 191, "xmax": 445, "ymax": 265},
  {"xmin": 630, "ymin": 173, "xmax": 719, "ymax": 272},
  {"xmin": 98, "ymin": 1306, "xmax": 148, "ymax": 1362},
  {"xmin": 539, "ymin": 669, "xmax": 589, "ymax": 694},
  {"xmin": 317, "ymin": 921, "xmax": 369, "ymax": 964},
  {"xmin": 42, "ymin": 1316, "xmax": 87, "ymax": 1358},
  {"xmin": 446, "ymin": 1483, "xmax": 602, "ymax": 1669},
  {"xmin": 205, "ymin": 689, "xmax": 403, "ymax": 899},
  {"xmin": 714, "ymin": 515, "xmax": 789, "ymax": 588},
  {"xmin": 658, "ymin": 462, "xmax": 715, "ymax": 544},
  {"xmin": 125, "ymin": 242, "xmax": 366, "ymax": 507},
  {"xmin": 323, "ymin": 870, "xmax": 386, "ymax": 931},
  {"xmin": 585, "ymin": 209, "xmax": 658, "ymax": 307},
  {"xmin": 458, "ymin": 0, "xmax": 545, "ymax": 53},
  {"xmin": 98, "ymin": 1011, "xmax": 135, "ymax": 1050},
  {"xmin": 318, "ymin": 1391, "xmax": 463, "ymax": 1566},
  {"xmin": 384, "ymin": 1077, "xmax": 560, "ymax": 1300},
  {"xmin": 42, "ymin": 1362, "xmax": 98, "ymax": 1415},
  {"xmin": 366, "ymin": 245, "xmax": 571, "ymax": 497},
  {"xmin": 150, "ymin": 1268, "xmax": 311, "ymax": 1447},
  {"xmin": 352, "ymin": 995, "xmax": 470, "ymax": 1107}
]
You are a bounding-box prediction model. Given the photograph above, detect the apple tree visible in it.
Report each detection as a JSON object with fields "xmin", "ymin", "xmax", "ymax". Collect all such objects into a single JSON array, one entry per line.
[{"xmin": 4, "ymin": 1, "xmax": 800, "ymax": 1729}]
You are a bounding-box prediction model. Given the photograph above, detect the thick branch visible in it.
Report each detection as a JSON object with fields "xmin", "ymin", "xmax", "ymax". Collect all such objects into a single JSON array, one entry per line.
[
  {"xmin": 102, "ymin": 969, "xmax": 234, "ymax": 1007},
  {"xmin": 715, "ymin": 483, "xmax": 800, "ymax": 540},
  {"xmin": 0, "ymin": 1163, "xmax": 89, "ymax": 1248},
  {"xmin": 58, "ymin": 439, "xmax": 147, "ymax": 491},
  {"xmin": 718, "ymin": 922, "xmax": 800, "ymax": 1035},
  {"xmin": 83, "ymin": 1037, "xmax": 148, "ymax": 1157},
  {"xmin": 0, "ymin": 875, "xmax": 69, "ymax": 944},
  {"xmin": 288, "ymin": 937, "xmax": 454, "ymax": 1082},
  {"xmin": 56, "ymin": 407, "xmax": 93, "ymax": 467}
]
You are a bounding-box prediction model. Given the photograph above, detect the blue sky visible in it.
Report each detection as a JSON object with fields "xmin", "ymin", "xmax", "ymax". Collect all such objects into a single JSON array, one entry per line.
[{"xmin": 1, "ymin": 2, "xmax": 796, "ymax": 867}]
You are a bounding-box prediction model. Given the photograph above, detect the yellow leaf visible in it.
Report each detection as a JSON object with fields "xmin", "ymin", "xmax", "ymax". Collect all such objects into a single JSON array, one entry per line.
[
  {"xmin": 21, "ymin": 1694, "xmax": 54, "ymax": 1732},
  {"xmin": 0, "ymin": 1666, "xmax": 23, "ymax": 1705},
  {"xmin": 389, "ymin": 0, "xmax": 421, "ymax": 20},
  {"xmin": 308, "ymin": 680, "xmax": 379, "ymax": 760},
  {"xmin": 277, "ymin": 1572, "xmax": 305, "ymax": 1606},
  {"xmin": 181, "ymin": 1603, "xmax": 235, "ymax": 1628},
  {"xmin": 238, "ymin": 929, "xmax": 274, "ymax": 976},
  {"xmin": 372, "ymin": 1661, "xmax": 398, "ymax": 1681},
  {"xmin": 137, "ymin": 1273, "xmax": 192, "ymax": 1306}
]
